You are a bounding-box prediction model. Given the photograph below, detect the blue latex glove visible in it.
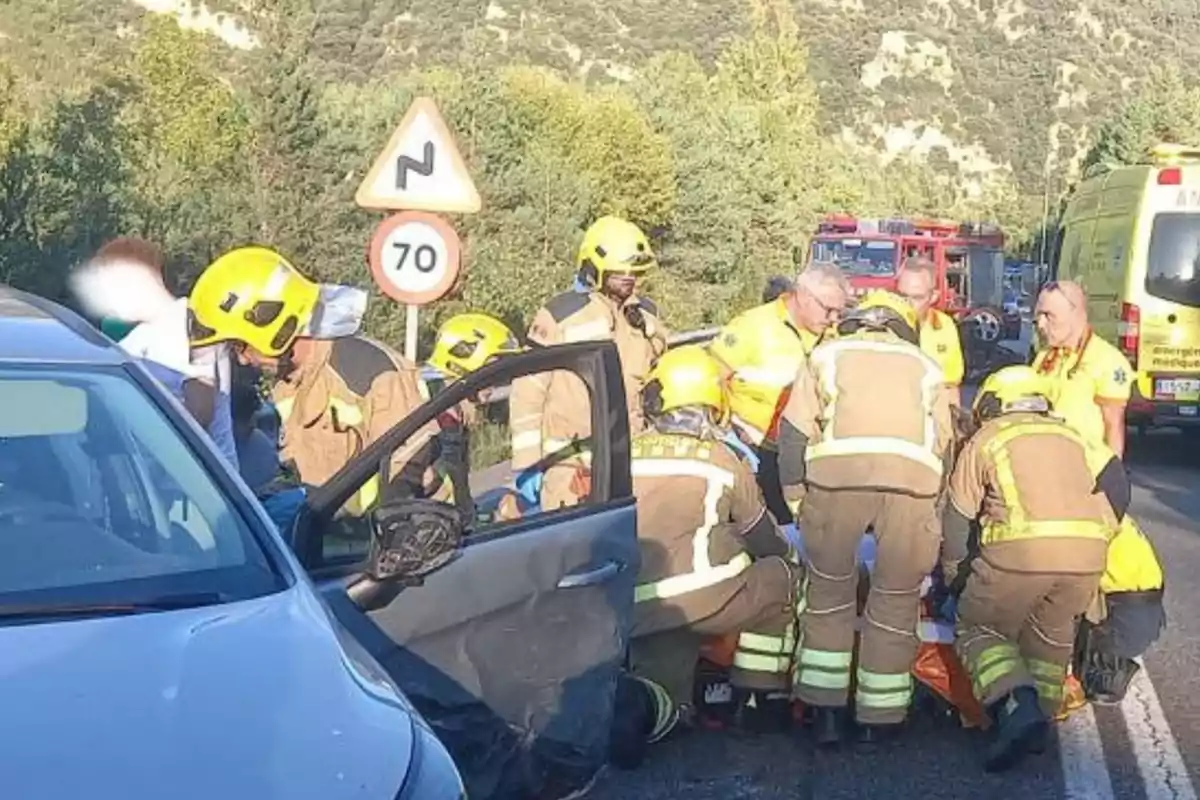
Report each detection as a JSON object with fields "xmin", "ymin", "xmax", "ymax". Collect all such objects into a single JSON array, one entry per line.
[
  {"xmin": 572, "ymin": 276, "xmax": 590, "ymax": 293},
  {"xmin": 514, "ymin": 468, "xmax": 543, "ymax": 511},
  {"xmin": 780, "ymin": 522, "xmax": 806, "ymax": 563},
  {"xmin": 937, "ymin": 594, "xmax": 959, "ymax": 623},
  {"xmin": 721, "ymin": 430, "xmax": 760, "ymax": 472}
]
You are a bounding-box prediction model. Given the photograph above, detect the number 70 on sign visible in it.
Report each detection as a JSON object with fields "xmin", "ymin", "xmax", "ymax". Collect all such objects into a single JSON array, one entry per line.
[{"xmin": 367, "ymin": 210, "xmax": 463, "ymax": 306}]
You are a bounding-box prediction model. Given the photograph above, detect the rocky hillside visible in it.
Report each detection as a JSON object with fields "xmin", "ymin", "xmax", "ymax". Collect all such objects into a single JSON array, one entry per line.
[{"xmin": 3, "ymin": 0, "xmax": 1197, "ymax": 198}]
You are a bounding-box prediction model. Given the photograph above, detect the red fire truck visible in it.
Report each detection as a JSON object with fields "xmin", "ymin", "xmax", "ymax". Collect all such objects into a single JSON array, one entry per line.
[{"xmin": 808, "ymin": 215, "xmax": 1020, "ymax": 377}]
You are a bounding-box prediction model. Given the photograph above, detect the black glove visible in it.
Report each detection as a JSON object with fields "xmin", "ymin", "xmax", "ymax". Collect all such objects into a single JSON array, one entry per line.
[{"xmin": 623, "ymin": 303, "xmax": 647, "ymax": 332}]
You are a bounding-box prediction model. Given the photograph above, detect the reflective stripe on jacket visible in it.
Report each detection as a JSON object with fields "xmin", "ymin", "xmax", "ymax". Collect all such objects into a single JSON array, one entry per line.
[
  {"xmin": 977, "ymin": 419, "xmax": 1113, "ymax": 549},
  {"xmin": 948, "ymin": 412, "xmax": 1118, "ymax": 574},
  {"xmin": 629, "ymin": 432, "xmax": 764, "ymax": 615},
  {"xmin": 783, "ymin": 331, "xmax": 953, "ymax": 497}
]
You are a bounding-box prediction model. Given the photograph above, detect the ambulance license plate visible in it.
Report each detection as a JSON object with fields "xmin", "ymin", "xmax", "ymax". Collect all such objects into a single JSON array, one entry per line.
[{"xmin": 1155, "ymin": 378, "xmax": 1200, "ymax": 401}]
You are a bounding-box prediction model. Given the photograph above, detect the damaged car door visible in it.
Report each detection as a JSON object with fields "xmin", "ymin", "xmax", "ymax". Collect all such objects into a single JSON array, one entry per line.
[{"xmin": 292, "ymin": 340, "xmax": 639, "ymax": 800}]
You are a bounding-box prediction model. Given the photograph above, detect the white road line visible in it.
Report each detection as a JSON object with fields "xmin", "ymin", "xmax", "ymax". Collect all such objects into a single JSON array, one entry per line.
[
  {"xmin": 1122, "ymin": 661, "xmax": 1198, "ymax": 800},
  {"xmin": 1059, "ymin": 704, "xmax": 1116, "ymax": 800}
]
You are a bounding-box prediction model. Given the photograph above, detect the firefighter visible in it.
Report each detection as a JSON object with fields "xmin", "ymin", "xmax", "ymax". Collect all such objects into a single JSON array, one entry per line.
[
  {"xmin": 1033, "ymin": 280, "xmax": 1133, "ymax": 458},
  {"xmin": 944, "ymin": 366, "xmax": 1126, "ymax": 772},
  {"xmin": 777, "ymin": 289, "xmax": 954, "ymax": 747},
  {"xmin": 618, "ymin": 345, "xmax": 802, "ymax": 766},
  {"xmin": 425, "ymin": 312, "xmax": 526, "ymax": 523},
  {"xmin": 509, "ymin": 216, "xmax": 668, "ymax": 512},
  {"xmin": 708, "ymin": 261, "xmax": 850, "ymax": 525},
  {"xmin": 896, "ymin": 255, "xmax": 965, "ymax": 405},
  {"xmin": 187, "ymin": 246, "xmax": 443, "ymax": 516}
]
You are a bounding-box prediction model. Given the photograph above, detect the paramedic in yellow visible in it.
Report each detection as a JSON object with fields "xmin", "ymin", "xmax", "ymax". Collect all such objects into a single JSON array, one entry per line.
[
  {"xmin": 896, "ymin": 256, "xmax": 965, "ymax": 405},
  {"xmin": 1032, "ymin": 280, "xmax": 1134, "ymax": 458}
]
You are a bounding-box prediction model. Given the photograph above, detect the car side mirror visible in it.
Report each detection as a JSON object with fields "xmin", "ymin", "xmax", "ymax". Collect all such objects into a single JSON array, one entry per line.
[{"xmin": 346, "ymin": 498, "xmax": 464, "ymax": 612}]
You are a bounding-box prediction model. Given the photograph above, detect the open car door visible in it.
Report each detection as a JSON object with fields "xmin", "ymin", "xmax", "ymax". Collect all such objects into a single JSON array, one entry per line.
[{"xmin": 291, "ymin": 340, "xmax": 639, "ymax": 800}]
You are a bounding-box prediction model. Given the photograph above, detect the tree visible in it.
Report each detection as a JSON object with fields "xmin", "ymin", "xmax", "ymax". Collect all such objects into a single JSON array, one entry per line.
[{"xmin": 1082, "ymin": 67, "xmax": 1200, "ymax": 176}]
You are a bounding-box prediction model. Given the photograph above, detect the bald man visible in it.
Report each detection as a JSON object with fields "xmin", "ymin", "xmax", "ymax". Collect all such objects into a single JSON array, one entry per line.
[
  {"xmin": 1032, "ymin": 281, "xmax": 1133, "ymax": 458},
  {"xmin": 897, "ymin": 257, "xmax": 964, "ymax": 406}
]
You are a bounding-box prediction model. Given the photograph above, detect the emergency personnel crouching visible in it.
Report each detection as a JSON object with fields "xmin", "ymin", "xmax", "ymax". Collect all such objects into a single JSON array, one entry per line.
[
  {"xmin": 187, "ymin": 246, "xmax": 444, "ymax": 519},
  {"xmin": 777, "ymin": 290, "xmax": 954, "ymax": 748},
  {"xmin": 425, "ymin": 312, "xmax": 526, "ymax": 524},
  {"xmin": 1073, "ymin": 513, "xmax": 1166, "ymax": 706},
  {"xmin": 617, "ymin": 346, "xmax": 803, "ymax": 768},
  {"xmin": 509, "ymin": 216, "xmax": 668, "ymax": 512},
  {"xmin": 944, "ymin": 366, "xmax": 1127, "ymax": 772}
]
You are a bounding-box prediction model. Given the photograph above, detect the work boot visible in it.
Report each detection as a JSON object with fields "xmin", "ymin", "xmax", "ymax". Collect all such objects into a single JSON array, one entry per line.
[
  {"xmin": 1084, "ymin": 654, "xmax": 1141, "ymax": 707},
  {"xmin": 808, "ymin": 706, "xmax": 848, "ymax": 749},
  {"xmin": 608, "ymin": 675, "xmax": 679, "ymax": 770},
  {"xmin": 984, "ymin": 687, "xmax": 1049, "ymax": 773},
  {"xmin": 733, "ymin": 689, "xmax": 793, "ymax": 735},
  {"xmin": 855, "ymin": 721, "xmax": 904, "ymax": 750}
]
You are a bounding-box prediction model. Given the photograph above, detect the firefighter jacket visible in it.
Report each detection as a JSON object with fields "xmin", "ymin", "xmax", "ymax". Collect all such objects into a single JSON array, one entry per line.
[
  {"xmin": 1101, "ymin": 516, "xmax": 1164, "ymax": 595},
  {"xmin": 509, "ymin": 290, "xmax": 667, "ymax": 472},
  {"xmin": 630, "ymin": 426, "xmax": 788, "ymax": 633},
  {"xmin": 708, "ymin": 298, "xmax": 821, "ymax": 449},
  {"xmin": 946, "ymin": 412, "xmax": 1120, "ymax": 575},
  {"xmin": 273, "ymin": 336, "xmax": 444, "ymax": 517},
  {"xmin": 777, "ymin": 329, "xmax": 954, "ymax": 499}
]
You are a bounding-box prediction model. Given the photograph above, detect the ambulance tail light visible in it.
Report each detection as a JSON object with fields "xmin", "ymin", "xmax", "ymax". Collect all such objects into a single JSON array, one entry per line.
[
  {"xmin": 1158, "ymin": 167, "xmax": 1182, "ymax": 185},
  {"xmin": 1118, "ymin": 302, "xmax": 1140, "ymax": 367}
]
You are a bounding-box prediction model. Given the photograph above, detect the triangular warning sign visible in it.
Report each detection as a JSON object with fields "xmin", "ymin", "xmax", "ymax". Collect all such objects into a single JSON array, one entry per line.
[{"xmin": 355, "ymin": 97, "xmax": 482, "ymax": 214}]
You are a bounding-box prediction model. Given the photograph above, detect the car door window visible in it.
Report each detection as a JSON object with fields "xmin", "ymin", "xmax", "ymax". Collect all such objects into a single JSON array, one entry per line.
[
  {"xmin": 312, "ymin": 359, "xmax": 609, "ymax": 566},
  {"xmin": 302, "ymin": 342, "xmax": 632, "ymax": 571}
]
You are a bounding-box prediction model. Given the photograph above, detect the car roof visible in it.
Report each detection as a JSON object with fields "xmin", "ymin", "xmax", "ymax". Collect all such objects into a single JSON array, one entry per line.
[{"xmin": 0, "ymin": 286, "xmax": 131, "ymax": 366}]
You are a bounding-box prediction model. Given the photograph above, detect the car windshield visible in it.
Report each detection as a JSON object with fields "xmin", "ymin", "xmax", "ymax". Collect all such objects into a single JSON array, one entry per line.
[
  {"xmin": 0, "ymin": 366, "xmax": 286, "ymax": 613},
  {"xmin": 810, "ymin": 238, "xmax": 898, "ymax": 276},
  {"xmin": 1146, "ymin": 212, "xmax": 1200, "ymax": 307}
]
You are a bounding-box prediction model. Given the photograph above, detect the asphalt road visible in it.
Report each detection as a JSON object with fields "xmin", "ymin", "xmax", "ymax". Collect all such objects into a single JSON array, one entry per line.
[{"xmin": 589, "ymin": 429, "xmax": 1200, "ymax": 800}]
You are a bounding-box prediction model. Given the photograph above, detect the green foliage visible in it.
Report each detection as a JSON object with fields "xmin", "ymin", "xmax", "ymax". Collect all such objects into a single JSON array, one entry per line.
[
  {"xmin": 0, "ymin": 1, "xmax": 1172, "ymax": 347},
  {"xmin": 1082, "ymin": 67, "xmax": 1200, "ymax": 176}
]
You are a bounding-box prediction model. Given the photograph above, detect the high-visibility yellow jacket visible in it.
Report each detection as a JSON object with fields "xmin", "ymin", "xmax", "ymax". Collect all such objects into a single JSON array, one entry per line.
[
  {"xmin": 708, "ymin": 298, "xmax": 820, "ymax": 449},
  {"xmin": 1102, "ymin": 516, "xmax": 1165, "ymax": 594}
]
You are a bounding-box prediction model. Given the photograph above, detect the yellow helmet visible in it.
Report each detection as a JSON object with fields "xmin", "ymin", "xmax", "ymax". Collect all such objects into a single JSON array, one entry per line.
[
  {"xmin": 643, "ymin": 345, "xmax": 727, "ymax": 420},
  {"xmin": 973, "ymin": 366, "xmax": 1052, "ymax": 421},
  {"xmin": 428, "ymin": 313, "xmax": 523, "ymax": 379},
  {"xmin": 576, "ymin": 216, "xmax": 657, "ymax": 286},
  {"xmin": 188, "ymin": 246, "xmax": 321, "ymax": 357},
  {"xmin": 838, "ymin": 289, "xmax": 919, "ymax": 343}
]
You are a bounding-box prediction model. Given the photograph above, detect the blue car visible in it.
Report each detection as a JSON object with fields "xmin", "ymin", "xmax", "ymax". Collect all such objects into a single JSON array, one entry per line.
[{"xmin": 0, "ymin": 288, "xmax": 639, "ymax": 800}]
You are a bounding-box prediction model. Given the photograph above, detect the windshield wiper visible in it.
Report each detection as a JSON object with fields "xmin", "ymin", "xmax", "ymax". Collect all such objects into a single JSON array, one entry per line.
[{"xmin": 0, "ymin": 592, "xmax": 229, "ymax": 621}]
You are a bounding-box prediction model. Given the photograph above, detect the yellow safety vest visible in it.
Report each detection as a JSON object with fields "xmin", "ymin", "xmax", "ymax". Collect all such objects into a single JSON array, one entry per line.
[
  {"xmin": 1101, "ymin": 517, "xmax": 1165, "ymax": 594},
  {"xmin": 805, "ymin": 337, "xmax": 946, "ymax": 476},
  {"xmin": 978, "ymin": 419, "xmax": 1114, "ymax": 548},
  {"xmin": 709, "ymin": 300, "xmax": 819, "ymax": 448}
]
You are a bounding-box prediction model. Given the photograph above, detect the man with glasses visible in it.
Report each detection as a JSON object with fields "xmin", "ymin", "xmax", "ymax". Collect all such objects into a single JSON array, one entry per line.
[
  {"xmin": 1032, "ymin": 280, "xmax": 1132, "ymax": 459},
  {"xmin": 509, "ymin": 216, "xmax": 669, "ymax": 511},
  {"xmin": 897, "ymin": 256, "xmax": 965, "ymax": 407},
  {"xmin": 708, "ymin": 261, "xmax": 850, "ymax": 525}
]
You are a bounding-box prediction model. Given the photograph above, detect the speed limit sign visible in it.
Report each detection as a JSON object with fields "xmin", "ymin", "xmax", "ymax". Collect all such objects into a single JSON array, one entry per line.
[{"xmin": 367, "ymin": 211, "xmax": 462, "ymax": 306}]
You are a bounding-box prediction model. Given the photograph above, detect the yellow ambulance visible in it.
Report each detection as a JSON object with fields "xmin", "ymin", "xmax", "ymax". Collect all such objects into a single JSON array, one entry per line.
[{"xmin": 1054, "ymin": 143, "xmax": 1200, "ymax": 432}]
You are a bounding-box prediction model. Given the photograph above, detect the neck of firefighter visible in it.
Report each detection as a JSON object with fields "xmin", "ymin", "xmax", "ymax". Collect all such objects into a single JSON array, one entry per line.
[{"xmin": 652, "ymin": 407, "xmax": 721, "ymax": 440}]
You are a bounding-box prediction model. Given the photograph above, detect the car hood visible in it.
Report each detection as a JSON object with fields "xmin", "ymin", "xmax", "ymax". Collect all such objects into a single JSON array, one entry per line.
[{"xmin": 0, "ymin": 586, "xmax": 415, "ymax": 800}]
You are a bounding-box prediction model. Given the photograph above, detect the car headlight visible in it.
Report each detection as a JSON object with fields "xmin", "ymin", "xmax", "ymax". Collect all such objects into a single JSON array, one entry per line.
[{"xmin": 394, "ymin": 722, "xmax": 466, "ymax": 800}]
